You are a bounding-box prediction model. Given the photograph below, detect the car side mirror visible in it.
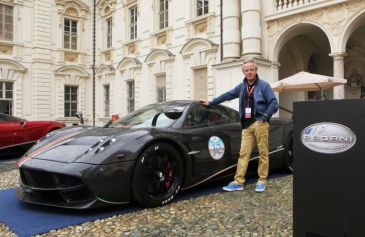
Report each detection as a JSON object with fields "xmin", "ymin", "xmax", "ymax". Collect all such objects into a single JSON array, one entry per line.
[
  {"xmin": 164, "ymin": 110, "xmax": 183, "ymax": 120},
  {"xmin": 74, "ymin": 112, "xmax": 84, "ymax": 125},
  {"xmin": 19, "ymin": 121, "xmax": 26, "ymax": 128}
]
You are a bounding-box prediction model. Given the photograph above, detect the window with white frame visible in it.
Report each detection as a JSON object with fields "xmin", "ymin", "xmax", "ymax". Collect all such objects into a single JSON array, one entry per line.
[
  {"xmin": 0, "ymin": 81, "xmax": 13, "ymax": 115},
  {"xmin": 104, "ymin": 84, "xmax": 110, "ymax": 117},
  {"xmin": 64, "ymin": 18, "xmax": 77, "ymax": 50},
  {"xmin": 106, "ymin": 17, "xmax": 112, "ymax": 48},
  {"xmin": 129, "ymin": 6, "xmax": 137, "ymax": 40},
  {"xmin": 158, "ymin": 0, "xmax": 168, "ymax": 29},
  {"xmin": 197, "ymin": 0, "xmax": 209, "ymax": 16},
  {"xmin": 64, "ymin": 85, "xmax": 78, "ymax": 117},
  {"xmin": 126, "ymin": 81, "xmax": 135, "ymax": 113},
  {"xmin": 155, "ymin": 75, "xmax": 166, "ymax": 103},
  {"xmin": 0, "ymin": 4, "xmax": 13, "ymax": 41}
]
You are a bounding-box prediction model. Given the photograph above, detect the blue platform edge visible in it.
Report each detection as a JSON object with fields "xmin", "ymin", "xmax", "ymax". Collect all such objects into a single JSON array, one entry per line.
[{"xmin": 0, "ymin": 173, "xmax": 287, "ymax": 237}]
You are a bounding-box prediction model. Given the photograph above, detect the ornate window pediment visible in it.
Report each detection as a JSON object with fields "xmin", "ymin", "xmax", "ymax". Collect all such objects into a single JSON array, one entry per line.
[
  {"xmin": 145, "ymin": 49, "xmax": 175, "ymax": 64},
  {"xmin": 54, "ymin": 65, "xmax": 89, "ymax": 78},
  {"xmin": 96, "ymin": 64, "xmax": 115, "ymax": 76},
  {"xmin": 97, "ymin": 0, "xmax": 117, "ymax": 17},
  {"xmin": 180, "ymin": 38, "xmax": 218, "ymax": 56},
  {"xmin": 0, "ymin": 59, "xmax": 26, "ymax": 74},
  {"xmin": 122, "ymin": 0, "xmax": 137, "ymax": 7},
  {"xmin": 117, "ymin": 57, "xmax": 141, "ymax": 72},
  {"xmin": 55, "ymin": 0, "xmax": 90, "ymax": 14}
]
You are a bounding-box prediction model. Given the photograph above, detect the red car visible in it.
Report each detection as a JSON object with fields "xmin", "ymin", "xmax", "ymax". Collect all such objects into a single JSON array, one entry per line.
[{"xmin": 0, "ymin": 113, "xmax": 65, "ymax": 157}]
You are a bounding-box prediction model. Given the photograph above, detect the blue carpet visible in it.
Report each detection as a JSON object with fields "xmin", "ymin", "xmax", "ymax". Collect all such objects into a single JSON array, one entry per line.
[
  {"xmin": 0, "ymin": 185, "xmax": 224, "ymax": 237},
  {"xmin": 0, "ymin": 173, "xmax": 288, "ymax": 237}
]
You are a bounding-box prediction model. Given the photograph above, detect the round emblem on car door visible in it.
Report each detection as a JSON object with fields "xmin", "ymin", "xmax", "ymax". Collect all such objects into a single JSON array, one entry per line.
[{"xmin": 208, "ymin": 136, "xmax": 225, "ymax": 160}]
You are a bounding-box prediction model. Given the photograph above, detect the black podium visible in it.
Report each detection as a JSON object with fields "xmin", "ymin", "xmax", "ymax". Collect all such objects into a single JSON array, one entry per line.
[{"xmin": 293, "ymin": 99, "xmax": 365, "ymax": 237}]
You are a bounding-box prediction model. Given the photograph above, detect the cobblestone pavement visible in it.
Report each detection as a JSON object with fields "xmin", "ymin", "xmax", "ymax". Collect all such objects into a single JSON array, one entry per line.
[{"xmin": 0, "ymin": 159, "xmax": 293, "ymax": 237}]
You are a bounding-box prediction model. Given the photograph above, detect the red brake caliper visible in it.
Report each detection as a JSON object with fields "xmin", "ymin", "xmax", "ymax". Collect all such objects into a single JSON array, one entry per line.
[{"xmin": 165, "ymin": 161, "xmax": 173, "ymax": 189}]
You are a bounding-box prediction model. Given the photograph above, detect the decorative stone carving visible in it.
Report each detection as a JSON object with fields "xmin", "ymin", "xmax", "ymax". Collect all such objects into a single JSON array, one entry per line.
[
  {"xmin": 195, "ymin": 22, "xmax": 207, "ymax": 35},
  {"xmin": 267, "ymin": 20, "xmax": 278, "ymax": 37},
  {"xmin": 65, "ymin": 7, "xmax": 78, "ymax": 17},
  {"xmin": 123, "ymin": 0, "xmax": 137, "ymax": 6},
  {"xmin": 64, "ymin": 52, "xmax": 78, "ymax": 62},
  {"xmin": 104, "ymin": 6, "xmax": 110, "ymax": 15},
  {"xmin": 104, "ymin": 51, "xmax": 111, "ymax": 61},
  {"xmin": 55, "ymin": 0, "xmax": 90, "ymax": 13},
  {"xmin": 2, "ymin": 0, "xmax": 14, "ymax": 4},
  {"xmin": 128, "ymin": 44, "xmax": 135, "ymax": 54},
  {"xmin": 0, "ymin": 44, "xmax": 12, "ymax": 55},
  {"xmin": 157, "ymin": 34, "xmax": 166, "ymax": 45},
  {"xmin": 98, "ymin": 0, "xmax": 117, "ymax": 16},
  {"xmin": 185, "ymin": 13, "xmax": 215, "ymax": 39},
  {"xmin": 267, "ymin": 1, "xmax": 365, "ymax": 41},
  {"xmin": 151, "ymin": 28, "xmax": 172, "ymax": 48}
]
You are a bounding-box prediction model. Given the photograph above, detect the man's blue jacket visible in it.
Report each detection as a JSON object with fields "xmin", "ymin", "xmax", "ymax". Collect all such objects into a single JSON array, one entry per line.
[{"xmin": 209, "ymin": 76, "xmax": 278, "ymax": 123}]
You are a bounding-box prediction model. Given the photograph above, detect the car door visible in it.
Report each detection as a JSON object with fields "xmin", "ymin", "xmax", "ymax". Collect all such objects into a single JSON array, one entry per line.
[
  {"xmin": 180, "ymin": 104, "xmax": 241, "ymax": 182},
  {"xmin": 0, "ymin": 114, "xmax": 19, "ymax": 148},
  {"xmin": 12, "ymin": 121, "xmax": 48, "ymax": 145}
]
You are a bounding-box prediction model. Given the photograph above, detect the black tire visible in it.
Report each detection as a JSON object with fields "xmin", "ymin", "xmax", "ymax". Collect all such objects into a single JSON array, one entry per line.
[
  {"xmin": 284, "ymin": 139, "xmax": 293, "ymax": 173},
  {"xmin": 131, "ymin": 142, "xmax": 183, "ymax": 207}
]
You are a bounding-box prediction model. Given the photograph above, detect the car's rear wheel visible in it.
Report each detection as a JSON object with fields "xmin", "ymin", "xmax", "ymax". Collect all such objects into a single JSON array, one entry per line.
[
  {"xmin": 284, "ymin": 139, "xmax": 293, "ymax": 173},
  {"xmin": 132, "ymin": 142, "xmax": 183, "ymax": 207}
]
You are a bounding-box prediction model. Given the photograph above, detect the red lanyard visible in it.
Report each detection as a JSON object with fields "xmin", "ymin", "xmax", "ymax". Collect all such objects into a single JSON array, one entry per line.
[{"xmin": 246, "ymin": 84, "xmax": 255, "ymax": 107}]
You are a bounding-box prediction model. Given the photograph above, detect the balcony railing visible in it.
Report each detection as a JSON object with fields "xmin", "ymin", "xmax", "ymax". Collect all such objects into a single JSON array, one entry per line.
[
  {"xmin": 268, "ymin": 0, "xmax": 347, "ymax": 20},
  {"xmin": 275, "ymin": 0, "xmax": 319, "ymax": 11}
]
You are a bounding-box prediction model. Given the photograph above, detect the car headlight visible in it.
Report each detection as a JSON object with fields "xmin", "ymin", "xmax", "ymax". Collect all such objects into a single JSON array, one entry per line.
[{"xmin": 95, "ymin": 138, "xmax": 117, "ymax": 153}]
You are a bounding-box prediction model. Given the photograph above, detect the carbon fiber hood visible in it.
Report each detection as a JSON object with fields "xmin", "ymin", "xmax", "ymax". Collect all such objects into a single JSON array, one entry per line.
[{"xmin": 28, "ymin": 126, "xmax": 150, "ymax": 164}]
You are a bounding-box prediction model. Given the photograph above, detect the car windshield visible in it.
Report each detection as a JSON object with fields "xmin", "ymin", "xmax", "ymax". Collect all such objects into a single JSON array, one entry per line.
[
  {"xmin": 105, "ymin": 104, "xmax": 187, "ymax": 128},
  {"xmin": 0, "ymin": 113, "xmax": 26, "ymax": 122}
]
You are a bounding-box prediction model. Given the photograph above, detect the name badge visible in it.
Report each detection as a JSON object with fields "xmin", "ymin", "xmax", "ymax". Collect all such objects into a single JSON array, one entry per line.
[{"xmin": 245, "ymin": 107, "xmax": 252, "ymax": 118}]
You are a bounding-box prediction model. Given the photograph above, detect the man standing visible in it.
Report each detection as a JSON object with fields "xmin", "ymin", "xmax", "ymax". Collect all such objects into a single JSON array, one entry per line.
[{"xmin": 200, "ymin": 59, "xmax": 278, "ymax": 192}]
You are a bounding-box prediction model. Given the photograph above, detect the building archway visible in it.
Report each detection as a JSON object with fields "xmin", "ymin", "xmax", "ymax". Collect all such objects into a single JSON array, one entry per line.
[
  {"xmin": 274, "ymin": 23, "xmax": 332, "ymax": 118},
  {"xmin": 341, "ymin": 11, "xmax": 365, "ymax": 99}
]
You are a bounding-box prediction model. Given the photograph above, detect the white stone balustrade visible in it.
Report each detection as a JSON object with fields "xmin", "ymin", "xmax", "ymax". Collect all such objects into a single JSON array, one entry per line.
[{"xmin": 275, "ymin": 0, "xmax": 320, "ymax": 11}]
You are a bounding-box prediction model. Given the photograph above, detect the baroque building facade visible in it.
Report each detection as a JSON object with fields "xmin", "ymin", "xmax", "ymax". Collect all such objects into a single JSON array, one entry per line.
[{"xmin": 0, "ymin": 0, "xmax": 364, "ymax": 125}]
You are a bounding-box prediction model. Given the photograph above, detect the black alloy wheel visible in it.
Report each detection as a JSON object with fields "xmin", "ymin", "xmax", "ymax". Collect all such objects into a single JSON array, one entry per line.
[{"xmin": 131, "ymin": 142, "xmax": 183, "ymax": 207}]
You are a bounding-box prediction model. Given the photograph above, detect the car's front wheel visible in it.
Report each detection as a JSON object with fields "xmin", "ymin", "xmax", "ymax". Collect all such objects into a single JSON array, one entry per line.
[{"xmin": 131, "ymin": 142, "xmax": 183, "ymax": 207}]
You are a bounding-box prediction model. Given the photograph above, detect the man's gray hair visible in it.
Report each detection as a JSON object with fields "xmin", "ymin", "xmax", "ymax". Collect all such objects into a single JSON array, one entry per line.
[{"xmin": 242, "ymin": 58, "xmax": 258, "ymax": 70}]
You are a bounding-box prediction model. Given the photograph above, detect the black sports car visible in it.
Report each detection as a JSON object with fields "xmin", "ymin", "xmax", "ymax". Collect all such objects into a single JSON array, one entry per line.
[{"xmin": 16, "ymin": 100, "xmax": 293, "ymax": 209}]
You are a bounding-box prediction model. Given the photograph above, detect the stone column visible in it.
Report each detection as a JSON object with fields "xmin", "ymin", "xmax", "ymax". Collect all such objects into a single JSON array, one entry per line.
[
  {"xmin": 241, "ymin": 0, "xmax": 261, "ymax": 56},
  {"xmin": 222, "ymin": 0, "xmax": 241, "ymax": 61},
  {"xmin": 330, "ymin": 53, "xmax": 346, "ymax": 99}
]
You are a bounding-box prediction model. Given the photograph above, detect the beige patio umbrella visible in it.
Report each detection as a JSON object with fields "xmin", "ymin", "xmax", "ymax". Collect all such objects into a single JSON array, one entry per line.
[{"xmin": 271, "ymin": 71, "xmax": 347, "ymax": 93}]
